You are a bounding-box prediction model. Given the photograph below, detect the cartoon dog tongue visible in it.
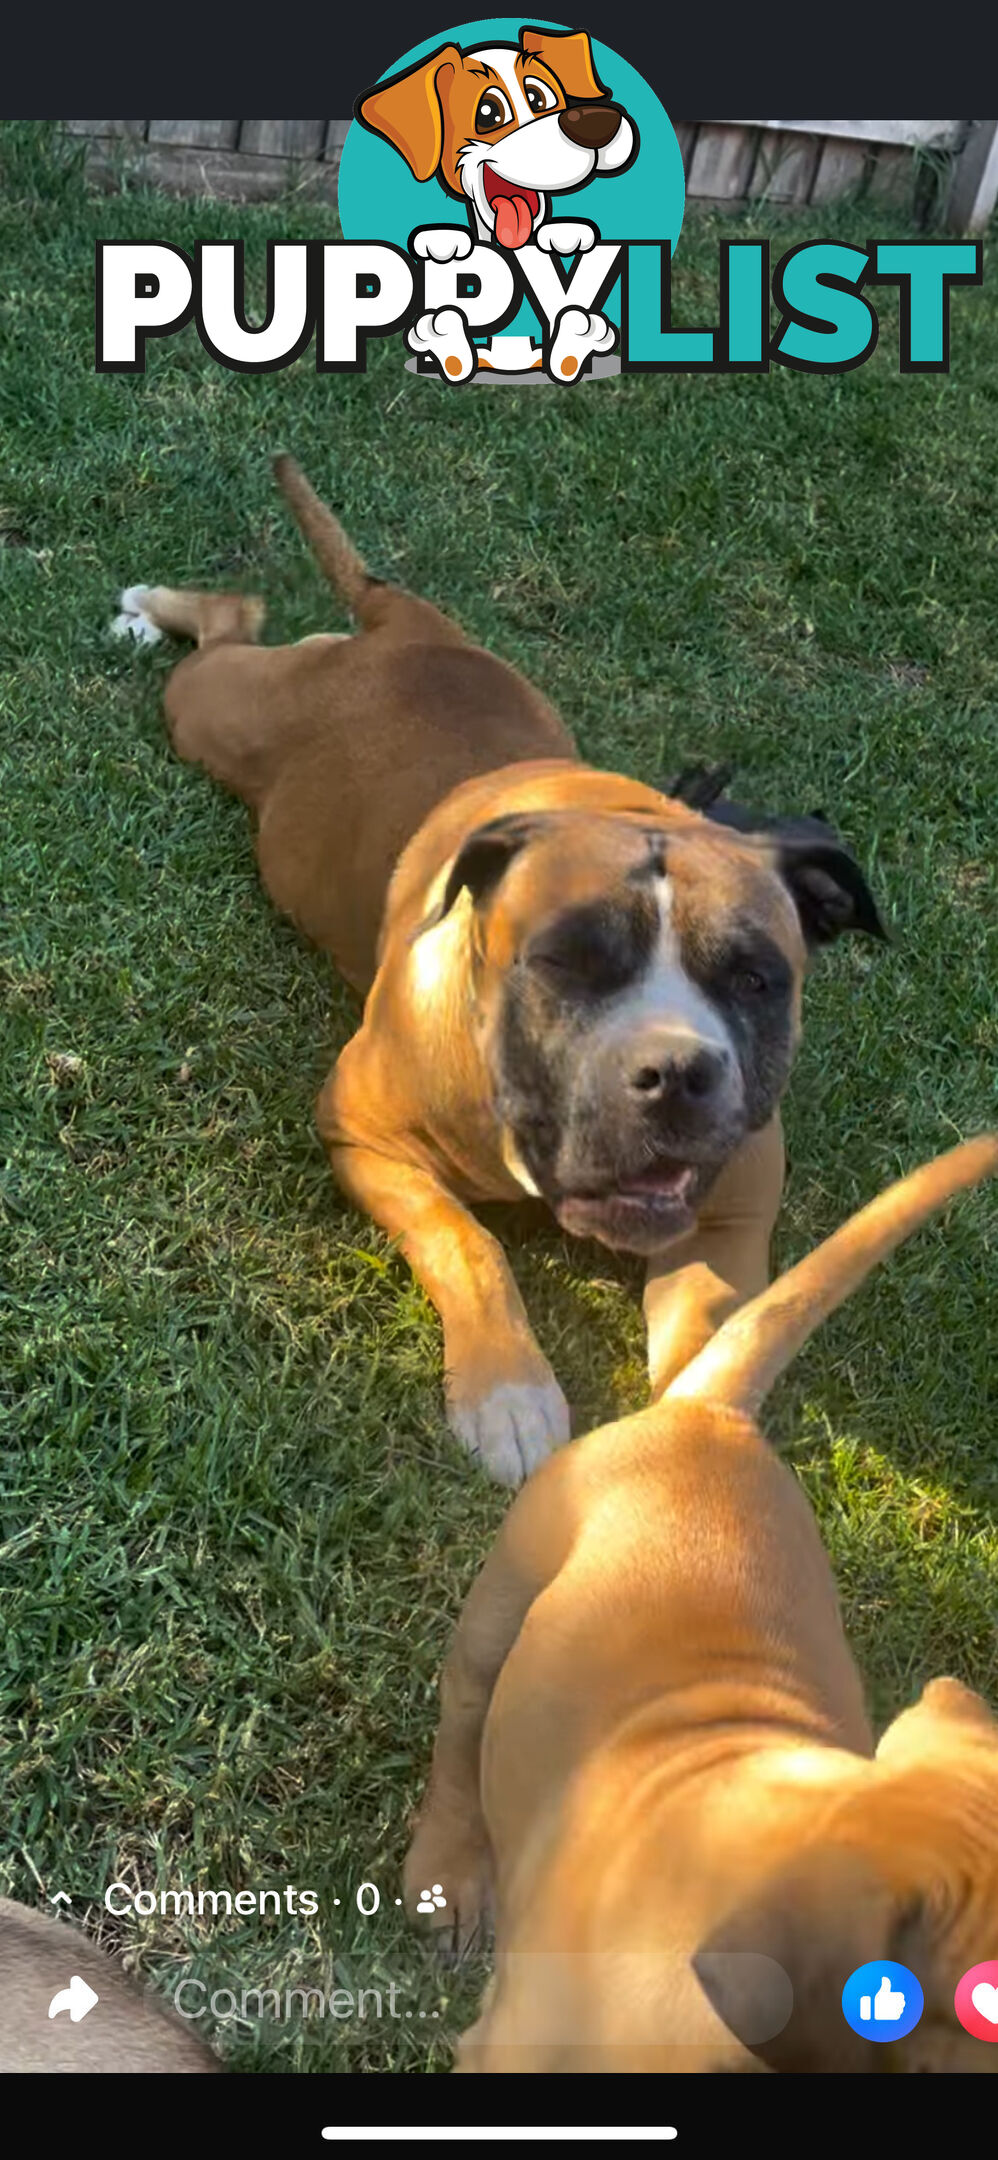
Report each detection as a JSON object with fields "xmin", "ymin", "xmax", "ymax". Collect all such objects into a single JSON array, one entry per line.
[{"xmin": 494, "ymin": 192, "xmax": 534, "ymax": 249}]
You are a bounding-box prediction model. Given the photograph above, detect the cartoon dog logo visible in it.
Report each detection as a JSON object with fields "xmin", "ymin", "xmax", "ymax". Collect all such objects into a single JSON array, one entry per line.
[{"xmin": 356, "ymin": 24, "xmax": 638, "ymax": 380}]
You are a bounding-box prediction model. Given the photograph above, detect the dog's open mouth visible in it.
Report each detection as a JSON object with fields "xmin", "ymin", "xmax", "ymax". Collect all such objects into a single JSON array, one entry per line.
[
  {"xmin": 483, "ymin": 165, "xmax": 541, "ymax": 250},
  {"xmin": 552, "ymin": 1160, "xmax": 700, "ymax": 1254}
]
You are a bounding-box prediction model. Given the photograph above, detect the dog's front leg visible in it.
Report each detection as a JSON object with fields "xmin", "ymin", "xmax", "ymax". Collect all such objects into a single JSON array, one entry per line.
[
  {"xmin": 644, "ymin": 1242, "xmax": 761, "ymax": 1399},
  {"xmin": 404, "ymin": 1542, "xmax": 529, "ymax": 1953},
  {"xmin": 325, "ymin": 1134, "xmax": 570, "ymax": 1485},
  {"xmin": 643, "ymin": 1116, "xmax": 785, "ymax": 1396},
  {"xmin": 405, "ymin": 1445, "xmax": 577, "ymax": 1954}
]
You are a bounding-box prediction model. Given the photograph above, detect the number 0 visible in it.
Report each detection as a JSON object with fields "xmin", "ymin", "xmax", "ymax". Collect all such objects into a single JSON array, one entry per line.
[{"xmin": 357, "ymin": 1882, "xmax": 380, "ymax": 1916}]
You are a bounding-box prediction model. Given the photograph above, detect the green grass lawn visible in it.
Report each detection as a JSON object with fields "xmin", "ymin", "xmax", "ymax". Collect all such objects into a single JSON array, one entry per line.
[{"xmin": 1, "ymin": 123, "xmax": 996, "ymax": 2071}]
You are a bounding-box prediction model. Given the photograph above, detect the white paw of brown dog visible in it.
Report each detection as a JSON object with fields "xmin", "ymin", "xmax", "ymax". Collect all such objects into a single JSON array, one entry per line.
[
  {"xmin": 407, "ymin": 307, "xmax": 477, "ymax": 383},
  {"xmin": 449, "ymin": 1377, "xmax": 571, "ymax": 1487},
  {"xmin": 549, "ymin": 305, "xmax": 617, "ymax": 381},
  {"xmin": 536, "ymin": 220, "xmax": 598, "ymax": 256},
  {"xmin": 411, "ymin": 228, "xmax": 475, "ymax": 264},
  {"xmin": 110, "ymin": 583, "xmax": 163, "ymax": 644}
]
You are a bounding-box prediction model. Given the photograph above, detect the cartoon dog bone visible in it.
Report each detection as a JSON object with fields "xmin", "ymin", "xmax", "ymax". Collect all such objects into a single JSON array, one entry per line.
[
  {"xmin": 549, "ymin": 305, "xmax": 617, "ymax": 381},
  {"xmin": 412, "ymin": 229, "xmax": 474, "ymax": 263},
  {"xmin": 536, "ymin": 221, "xmax": 598, "ymax": 256},
  {"xmin": 406, "ymin": 306, "xmax": 477, "ymax": 382}
]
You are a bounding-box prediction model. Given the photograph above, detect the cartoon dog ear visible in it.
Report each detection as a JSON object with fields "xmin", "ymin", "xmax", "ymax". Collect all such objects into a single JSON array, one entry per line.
[
  {"xmin": 775, "ymin": 834, "xmax": 888, "ymax": 949},
  {"xmin": 356, "ymin": 44, "xmax": 461, "ymax": 181},
  {"xmin": 413, "ymin": 814, "xmax": 549, "ymax": 937},
  {"xmin": 520, "ymin": 25, "xmax": 610, "ymax": 100}
]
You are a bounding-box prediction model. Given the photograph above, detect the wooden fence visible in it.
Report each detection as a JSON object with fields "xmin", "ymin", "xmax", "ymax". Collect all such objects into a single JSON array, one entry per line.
[
  {"xmin": 64, "ymin": 120, "xmax": 348, "ymax": 204},
  {"xmin": 63, "ymin": 118, "xmax": 998, "ymax": 230}
]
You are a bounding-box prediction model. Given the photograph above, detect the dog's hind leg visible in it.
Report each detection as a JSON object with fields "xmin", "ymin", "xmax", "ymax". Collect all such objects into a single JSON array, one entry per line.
[
  {"xmin": 117, "ymin": 581, "xmax": 293, "ymax": 809},
  {"xmin": 118, "ymin": 583, "xmax": 266, "ymax": 650}
]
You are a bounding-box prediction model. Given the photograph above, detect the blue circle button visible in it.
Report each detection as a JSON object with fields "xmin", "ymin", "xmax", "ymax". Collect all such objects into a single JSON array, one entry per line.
[{"xmin": 842, "ymin": 1960, "xmax": 924, "ymax": 2041}]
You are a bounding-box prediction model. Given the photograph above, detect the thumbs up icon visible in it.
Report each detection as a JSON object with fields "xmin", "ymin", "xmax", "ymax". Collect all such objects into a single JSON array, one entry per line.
[
  {"xmin": 844, "ymin": 1961, "xmax": 922, "ymax": 2041},
  {"xmin": 859, "ymin": 1977, "xmax": 906, "ymax": 2020},
  {"xmin": 871, "ymin": 1975, "xmax": 906, "ymax": 2021}
]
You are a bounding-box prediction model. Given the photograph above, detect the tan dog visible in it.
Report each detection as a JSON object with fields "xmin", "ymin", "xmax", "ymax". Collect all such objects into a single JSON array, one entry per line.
[
  {"xmin": 0, "ymin": 1896, "xmax": 219, "ymax": 2071},
  {"xmin": 404, "ymin": 1134, "xmax": 998, "ymax": 2072},
  {"xmin": 119, "ymin": 458, "xmax": 884, "ymax": 1485}
]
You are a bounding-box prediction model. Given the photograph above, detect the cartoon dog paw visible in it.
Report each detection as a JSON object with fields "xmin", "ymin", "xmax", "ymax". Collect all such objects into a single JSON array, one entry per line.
[
  {"xmin": 109, "ymin": 583, "xmax": 163, "ymax": 644},
  {"xmin": 411, "ymin": 227, "xmax": 474, "ymax": 263},
  {"xmin": 536, "ymin": 220, "xmax": 598, "ymax": 256},
  {"xmin": 407, "ymin": 307, "xmax": 477, "ymax": 382},
  {"xmin": 548, "ymin": 305, "xmax": 617, "ymax": 382}
]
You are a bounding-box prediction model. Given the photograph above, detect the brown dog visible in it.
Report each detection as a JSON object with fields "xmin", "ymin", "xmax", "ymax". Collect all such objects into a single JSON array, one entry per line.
[
  {"xmin": 403, "ymin": 1134, "xmax": 998, "ymax": 2071},
  {"xmin": 0, "ymin": 1896, "xmax": 219, "ymax": 2071},
  {"xmin": 122, "ymin": 457, "xmax": 884, "ymax": 1484}
]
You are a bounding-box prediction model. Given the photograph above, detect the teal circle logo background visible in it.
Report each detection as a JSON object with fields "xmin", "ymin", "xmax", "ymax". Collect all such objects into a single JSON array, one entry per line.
[{"xmin": 338, "ymin": 18, "xmax": 685, "ymax": 340}]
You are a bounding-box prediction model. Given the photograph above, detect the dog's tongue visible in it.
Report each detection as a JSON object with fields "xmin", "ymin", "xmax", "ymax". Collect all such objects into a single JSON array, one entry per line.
[{"xmin": 495, "ymin": 193, "xmax": 534, "ymax": 250}]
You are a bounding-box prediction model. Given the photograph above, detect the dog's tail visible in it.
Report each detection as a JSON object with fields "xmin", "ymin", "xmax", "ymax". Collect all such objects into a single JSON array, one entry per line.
[
  {"xmin": 273, "ymin": 454, "xmax": 376, "ymax": 619},
  {"xmin": 666, "ymin": 1134, "xmax": 998, "ymax": 1418}
]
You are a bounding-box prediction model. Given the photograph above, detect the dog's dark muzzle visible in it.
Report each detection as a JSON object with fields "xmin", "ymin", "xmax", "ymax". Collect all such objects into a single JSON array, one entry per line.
[{"xmin": 558, "ymin": 103, "xmax": 623, "ymax": 151}]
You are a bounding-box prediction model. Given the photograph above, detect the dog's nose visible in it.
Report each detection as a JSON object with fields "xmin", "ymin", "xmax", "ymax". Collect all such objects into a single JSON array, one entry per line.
[
  {"xmin": 625, "ymin": 1039, "xmax": 731, "ymax": 1113},
  {"xmin": 558, "ymin": 103, "xmax": 622, "ymax": 151}
]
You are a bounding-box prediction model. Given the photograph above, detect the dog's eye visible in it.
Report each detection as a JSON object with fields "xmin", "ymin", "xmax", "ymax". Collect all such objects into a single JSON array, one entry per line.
[
  {"xmin": 475, "ymin": 90, "xmax": 513, "ymax": 134},
  {"xmin": 727, "ymin": 962, "xmax": 770, "ymax": 997},
  {"xmin": 535, "ymin": 950, "xmax": 577, "ymax": 976},
  {"xmin": 525, "ymin": 922, "xmax": 638, "ymax": 998},
  {"xmin": 523, "ymin": 76, "xmax": 558, "ymax": 116}
]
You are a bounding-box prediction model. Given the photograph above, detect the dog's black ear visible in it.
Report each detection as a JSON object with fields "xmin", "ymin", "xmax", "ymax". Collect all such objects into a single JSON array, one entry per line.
[
  {"xmin": 668, "ymin": 762, "xmax": 736, "ymax": 813},
  {"xmin": 669, "ymin": 765, "xmax": 835, "ymax": 845},
  {"xmin": 668, "ymin": 765, "xmax": 887, "ymax": 948},
  {"xmin": 775, "ymin": 834, "xmax": 888, "ymax": 949},
  {"xmin": 413, "ymin": 814, "xmax": 548, "ymax": 936}
]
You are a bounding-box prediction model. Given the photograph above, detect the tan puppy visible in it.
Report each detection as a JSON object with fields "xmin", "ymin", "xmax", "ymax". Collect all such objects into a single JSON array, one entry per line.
[
  {"xmin": 123, "ymin": 458, "xmax": 884, "ymax": 1485},
  {"xmin": 0, "ymin": 1896, "xmax": 219, "ymax": 2071},
  {"xmin": 404, "ymin": 1135, "xmax": 998, "ymax": 2072}
]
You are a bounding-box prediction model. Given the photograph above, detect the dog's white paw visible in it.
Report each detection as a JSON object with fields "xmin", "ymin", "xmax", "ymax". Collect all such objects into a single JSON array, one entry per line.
[
  {"xmin": 536, "ymin": 220, "xmax": 598, "ymax": 256},
  {"xmin": 407, "ymin": 307, "xmax": 476, "ymax": 383},
  {"xmin": 449, "ymin": 1379, "xmax": 571, "ymax": 1488},
  {"xmin": 412, "ymin": 227, "xmax": 474, "ymax": 264},
  {"xmin": 110, "ymin": 583, "xmax": 163, "ymax": 645},
  {"xmin": 548, "ymin": 306, "xmax": 617, "ymax": 382}
]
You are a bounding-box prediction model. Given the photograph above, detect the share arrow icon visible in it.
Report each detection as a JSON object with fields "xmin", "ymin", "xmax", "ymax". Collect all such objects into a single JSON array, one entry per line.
[{"xmin": 48, "ymin": 1977, "xmax": 99, "ymax": 2023}]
